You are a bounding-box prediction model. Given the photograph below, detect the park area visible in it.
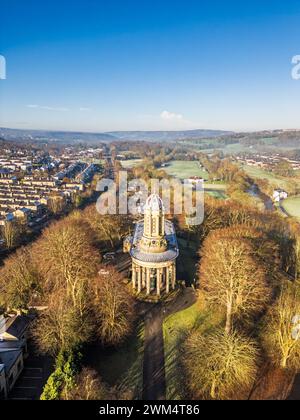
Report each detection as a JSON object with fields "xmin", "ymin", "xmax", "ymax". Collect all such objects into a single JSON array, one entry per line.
[
  {"xmin": 163, "ymin": 160, "xmax": 209, "ymax": 180},
  {"xmin": 281, "ymin": 197, "xmax": 300, "ymax": 219},
  {"xmin": 162, "ymin": 294, "xmax": 223, "ymax": 400},
  {"xmin": 121, "ymin": 159, "xmax": 143, "ymax": 169},
  {"xmin": 83, "ymin": 322, "xmax": 144, "ymax": 399},
  {"xmin": 242, "ymin": 165, "xmax": 291, "ymax": 190}
]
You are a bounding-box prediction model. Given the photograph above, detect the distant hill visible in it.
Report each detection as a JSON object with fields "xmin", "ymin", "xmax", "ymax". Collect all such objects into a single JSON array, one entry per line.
[
  {"xmin": 0, "ymin": 127, "xmax": 116, "ymax": 143},
  {"xmin": 107, "ymin": 129, "xmax": 233, "ymax": 141},
  {"xmin": 0, "ymin": 127, "xmax": 232, "ymax": 143}
]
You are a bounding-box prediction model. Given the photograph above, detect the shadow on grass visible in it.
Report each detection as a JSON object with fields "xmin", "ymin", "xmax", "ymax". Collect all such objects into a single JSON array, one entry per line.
[
  {"xmin": 83, "ymin": 322, "xmax": 144, "ymax": 399},
  {"xmin": 163, "ymin": 305, "xmax": 224, "ymax": 400}
]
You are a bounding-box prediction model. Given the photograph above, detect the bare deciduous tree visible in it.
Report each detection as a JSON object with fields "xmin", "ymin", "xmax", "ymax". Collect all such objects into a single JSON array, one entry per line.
[
  {"xmin": 31, "ymin": 218, "xmax": 99, "ymax": 314},
  {"xmin": 48, "ymin": 195, "xmax": 65, "ymax": 215},
  {"xmin": 184, "ymin": 329, "xmax": 259, "ymax": 400},
  {"xmin": 83, "ymin": 206, "xmax": 131, "ymax": 249},
  {"xmin": 32, "ymin": 294, "xmax": 93, "ymax": 356},
  {"xmin": 0, "ymin": 246, "xmax": 40, "ymax": 311},
  {"xmin": 262, "ymin": 281, "xmax": 300, "ymax": 370},
  {"xmin": 65, "ymin": 368, "xmax": 109, "ymax": 400},
  {"xmin": 2, "ymin": 220, "xmax": 20, "ymax": 249},
  {"xmin": 92, "ymin": 267, "xmax": 135, "ymax": 346},
  {"xmin": 200, "ymin": 228, "xmax": 271, "ymax": 334}
]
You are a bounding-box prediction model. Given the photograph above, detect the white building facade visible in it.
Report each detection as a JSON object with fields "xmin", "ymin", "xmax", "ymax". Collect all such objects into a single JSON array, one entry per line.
[{"xmin": 129, "ymin": 194, "xmax": 179, "ymax": 297}]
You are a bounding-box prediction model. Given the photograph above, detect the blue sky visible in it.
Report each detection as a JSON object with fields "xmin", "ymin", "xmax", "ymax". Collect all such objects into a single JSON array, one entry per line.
[{"xmin": 0, "ymin": 0, "xmax": 300, "ymax": 132}]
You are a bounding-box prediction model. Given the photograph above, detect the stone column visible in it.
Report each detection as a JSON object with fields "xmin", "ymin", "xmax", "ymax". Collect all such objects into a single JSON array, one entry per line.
[
  {"xmin": 157, "ymin": 268, "xmax": 161, "ymax": 297},
  {"xmin": 166, "ymin": 266, "xmax": 170, "ymax": 294},
  {"xmin": 137, "ymin": 266, "xmax": 142, "ymax": 293},
  {"xmin": 132, "ymin": 264, "xmax": 136, "ymax": 291},
  {"xmin": 142, "ymin": 267, "xmax": 146, "ymax": 289},
  {"xmin": 146, "ymin": 268, "xmax": 151, "ymax": 296},
  {"xmin": 172, "ymin": 264, "xmax": 176, "ymax": 290}
]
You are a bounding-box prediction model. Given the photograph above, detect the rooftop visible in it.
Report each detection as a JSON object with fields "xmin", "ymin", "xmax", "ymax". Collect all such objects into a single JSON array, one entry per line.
[
  {"xmin": 0, "ymin": 349, "xmax": 22, "ymax": 373},
  {"xmin": 144, "ymin": 194, "xmax": 164, "ymax": 213},
  {"xmin": 130, "ymin": 219, "xmax": 179, "ymax": 263},
  {"xmin": 0, "ymin": 316, "xmax": 30, "ymax": 340}
]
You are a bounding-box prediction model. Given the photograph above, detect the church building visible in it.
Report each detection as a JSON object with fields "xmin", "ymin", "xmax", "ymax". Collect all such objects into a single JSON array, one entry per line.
[{"xmin": 129, "ymin": 194, "xmax": 179, "ymax": 297}]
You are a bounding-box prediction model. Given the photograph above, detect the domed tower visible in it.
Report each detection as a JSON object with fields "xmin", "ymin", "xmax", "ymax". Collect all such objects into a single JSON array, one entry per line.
[
  {"xmin": 140, "ymin": 195, "xmax": 167, "ymax": 254},
  {"xmin": 129, "ymin": 193, "xmax": 179, "ymax": 298}
]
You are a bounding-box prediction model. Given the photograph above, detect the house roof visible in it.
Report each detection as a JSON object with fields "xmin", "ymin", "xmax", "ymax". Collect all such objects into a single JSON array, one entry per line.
[
  {"xmin": 0, "ymin": 349, "xmax": 22, "ymax": 373},
  {"xmin": 274, "ymin": 189, "xmax": 288, "ymax": 194},
  {"xmin": 2, "ymin": 316, "xmax": 30, "ymax": 340}
]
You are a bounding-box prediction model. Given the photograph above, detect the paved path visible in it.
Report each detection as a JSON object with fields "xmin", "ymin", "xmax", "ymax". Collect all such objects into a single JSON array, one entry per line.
[
  {"xmin": 142, "ymin": 304, "xmax": 166, "ymax": 400},
  {"xmin": 288, "ymin": 375, "xmax": 300, "ymax": 400},
  {"xmin": 142, "ymin": 288, "xmax": 197, "ymax": 400},
  {"xmin": 9, "ymin": 349, "xmax": 53, "ymax": 400}
]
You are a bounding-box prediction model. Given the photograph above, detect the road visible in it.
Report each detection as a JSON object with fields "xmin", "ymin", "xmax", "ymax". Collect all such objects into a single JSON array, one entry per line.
[{"xmin": 142, "ymin": 288, "xmax": 196, "ymax": 400}]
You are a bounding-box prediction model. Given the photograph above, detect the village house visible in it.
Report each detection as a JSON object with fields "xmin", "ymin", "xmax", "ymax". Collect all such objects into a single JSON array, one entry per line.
[
  {"xmin": 273, "ymin": 189, "xmax": 288, "ymax": 202},
  {"xmin": 0, "ymin": 315, "xmax": 31, "ymax": 399},
  {"xmin": 187, "ymin": 177, "xmax": 205, "ymax": 189}
]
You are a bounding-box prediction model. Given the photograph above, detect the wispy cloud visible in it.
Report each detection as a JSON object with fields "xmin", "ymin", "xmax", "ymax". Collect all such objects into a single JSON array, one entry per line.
[
  {"xmin": 137, "ymin": 111, "xmax": 201, "ymax": 130},
  {"xmin": 27, "ymin": 104, "xmax": 69, "ymax": 112},
  {"xmin": 160, "ymin": 110, "xmax": 201, "ymax": 129},
  {"xmin": 79, "ymin": 107, "xmax": 92, "ymax": 112},
  {"xmin": 160, "ymin": 110, "xmax": 184, "ymax": 121}
]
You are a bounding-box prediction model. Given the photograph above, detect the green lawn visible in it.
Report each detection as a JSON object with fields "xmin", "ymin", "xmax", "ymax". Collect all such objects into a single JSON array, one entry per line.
[
  {"xmin": 203, "ymin": 183, "xmax": 228, "ymax": 200},
  {"xmin": 84, "ymin": 322, "xmax": 144, "ymax": 399},
  {"xmin": 204, "ymin": 182, "xmax": 228, "ymax": 189},
  {"xmin": 205, "ymin": 190, "xmax": 228, "ymax": 199},
  {"xmin": 163, "ymin": 303, "xmax": 202, "ymax": 400},
  {"xmin": 163, "ymin": 161, "xmax": 209, "ymax": 180},
  {"xmin": 281, "ymin": 196, "xmax": 300, "ymax": 218},
  {"xmin": 163, "ymin": 298, "xmax": 224, "ymax": 400},
  {"xmin": 242, "ymin": 165, "xmax": 290, "ymax": 190},
  {"xmin": 121, "ymin": 159, "xmax": 143, "ymax": 169}
]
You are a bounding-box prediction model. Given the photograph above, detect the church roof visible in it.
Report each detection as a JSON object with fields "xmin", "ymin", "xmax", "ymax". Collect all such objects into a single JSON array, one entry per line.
[{"xmin": 130, "ymin": 219, "xmax": 179, "ymax": 263}]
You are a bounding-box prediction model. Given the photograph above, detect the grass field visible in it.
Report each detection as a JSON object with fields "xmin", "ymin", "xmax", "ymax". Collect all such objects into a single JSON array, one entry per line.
[
  {"xmin": 164, "ymin": 160, "xmax": 209, "ymax": 180},
  {"xmin": 242, "ymin": 165, "xmax": 290, "ymax": 190},
  {"xmin": 204, "ymin": 183, "xmax": 228, "ymax": 200},
  {"xmin": 205, "ymin": 190, "xmax": 228, "ymax": 199},
  {"xmin": 163, "ymin": 303, "xmax": 202, "ymax": 400},
  {"xmin": 281, "ymin": 196, "xmax": 300, "ymax": 218},
  {"xmin": 182, "ymin": 140, "xmax": 252, "ymax": 155},
  {"xmin": 163, "ymin": 295, "xmax": 224, "ymax": 400},
  {"xmin": 121, "ymin": 159, "xmax": 143, "ymax": 169}
]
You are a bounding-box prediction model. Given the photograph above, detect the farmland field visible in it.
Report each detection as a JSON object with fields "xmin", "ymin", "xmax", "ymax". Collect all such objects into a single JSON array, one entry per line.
[
  {"xmin": 205, "ymin": 189, "xmax": 228, "ymax": 199},
  {"xmin": 164, "ymin": 160, "xmax": 209, "ymax": 180},
  {"xmin": 281, "ymin": 197, "xmax": 300, "ymax": 218},
  {"xmin": 242, "ymin": 165, "xmax": 290, "ymax": 190},
  {"xmin": 121, "ymin": 159, "xmax": 143, "ymax": 169}
]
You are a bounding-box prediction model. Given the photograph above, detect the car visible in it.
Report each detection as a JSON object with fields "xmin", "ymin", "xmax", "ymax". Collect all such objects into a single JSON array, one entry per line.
[
  {"xmin": 103, "ymin": 252, "xmax": 116, "ymax": 261},
  {"xmin": 98, "ymin": 269, "xmax": 110, "ymax": 276}
]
